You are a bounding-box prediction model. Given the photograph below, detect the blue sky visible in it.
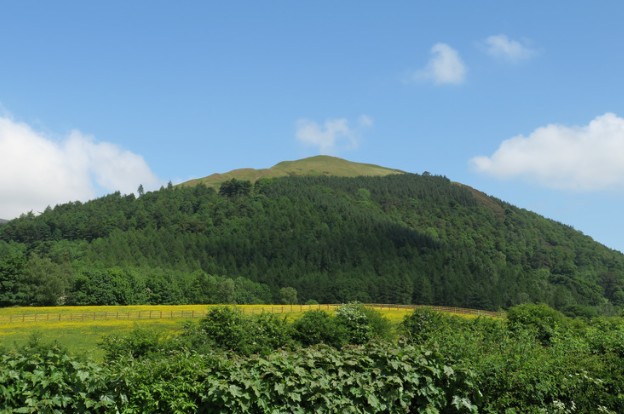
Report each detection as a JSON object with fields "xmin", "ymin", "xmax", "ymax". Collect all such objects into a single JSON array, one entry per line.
[{"xmin": 2, "ymin": 1, "xmax": 624, "ymax": 252}]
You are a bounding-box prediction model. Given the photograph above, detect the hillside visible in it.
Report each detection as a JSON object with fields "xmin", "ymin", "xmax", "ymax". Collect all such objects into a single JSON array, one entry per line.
[
  {"xmin": 1, "ymin": 157, "xmax": 623, "ymax": 315},
  {"xmin": 180, "ymin": 155, "xmax": 405, "ymax": 188}
]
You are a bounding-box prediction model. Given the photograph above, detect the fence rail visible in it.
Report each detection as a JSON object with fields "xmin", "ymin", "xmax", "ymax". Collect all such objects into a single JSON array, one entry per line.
[
  {"xmin": 2, "ymin": 310, "xmax": 210, "ymax": 324},
  {"xmin": 368, "ymin": 304, "xmax": 500, "ymax": 318},
  {"xmin": 0, "ymin": 303, "xmax": 499, "ymax": 324}
]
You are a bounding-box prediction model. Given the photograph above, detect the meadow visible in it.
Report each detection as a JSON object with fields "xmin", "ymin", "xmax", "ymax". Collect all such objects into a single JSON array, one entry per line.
[
  {"xmin": 0, "ymin": 304, "xmax": 488, "ymax": 359},
  {"xmin": 2, "ymin": 303, "xmax": 622, "ymax": 412}
]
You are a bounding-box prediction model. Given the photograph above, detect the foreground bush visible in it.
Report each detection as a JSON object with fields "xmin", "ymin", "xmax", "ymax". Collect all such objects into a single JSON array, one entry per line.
[
  {"xmin": 506, "ymin": 303, "xmax": 568, "ymax": 346},
  {"xmin": 291, "ymin": 309, "xmax": 346, "ymax": 347},
  {"xmin": 401, "ymin": 307, "xmax": 449, "ymax": 344},
  {"xmin": 0, "ymin": 338, "xmax": 114, "ymax": 412},
  {"xmin": 334, "ymin": 302, "xmax": 393, "ymax": 345},
  {"xmin": 193, "ymin": 306, "xmax": 292, "ymax": 355},
  {"xmin": 99, "ymin": 325, "xmax": 168, "ymax": 362},
  {"xmin": 1, "ymin": 340, "xmax": 478, "ymax": 413},
  {"xmin": 108, "ymin": 343, "xmax": 478, "ymax": 413},
  {"xmin": 400, "ymin": 306, "xmax": 624, "ymax": 413},
  {"xmin": 3, "ymin": 306, "xmax": 624, "ymax": 413}
]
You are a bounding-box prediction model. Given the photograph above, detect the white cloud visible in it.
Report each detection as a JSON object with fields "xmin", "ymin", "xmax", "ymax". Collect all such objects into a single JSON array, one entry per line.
[
  {"xmin": 358, "ymin": 115, "xmax": 374, "ymax": 128},
  {"xmin": 0, "ymin": 116, "xmax": 160, "ymax": 219},
  {"xmin": 484, "ymin": 34, "xmax": 535, "ymax": 62},
  {"xmin": 295, "ymin": 115, "xmax": 373, "ymax": 154},
  {"xmin": 414, "ymin": 43, "xmax": 466, "ymax": 85},
  {"xmin": 471, "ymin": 113, "xmax": 624, "ymax": 191}
]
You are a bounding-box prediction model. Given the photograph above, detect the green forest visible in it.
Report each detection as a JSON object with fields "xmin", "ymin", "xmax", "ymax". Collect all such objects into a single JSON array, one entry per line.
[{"xmin": 1, "ymin": 171, "xmax": 623, "ymax": 316}]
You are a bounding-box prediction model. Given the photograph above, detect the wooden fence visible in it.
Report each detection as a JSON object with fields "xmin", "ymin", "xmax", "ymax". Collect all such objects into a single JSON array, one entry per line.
[
  {"xmin": 0, "ymin": 303, "xmax": 500, "ymax": 324},
  {"xmin": 368, "ymin": 303, "xmax": 500, "ymax": 318}
]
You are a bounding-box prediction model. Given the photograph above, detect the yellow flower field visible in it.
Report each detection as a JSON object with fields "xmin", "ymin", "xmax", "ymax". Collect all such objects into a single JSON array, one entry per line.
[
  {"xmin": 0, "ymin": 304, "xmax": 494, "ymax": 359},
  {"xmin": 0, "ymin": 304, "xmax": 339, "ymax": 358}
]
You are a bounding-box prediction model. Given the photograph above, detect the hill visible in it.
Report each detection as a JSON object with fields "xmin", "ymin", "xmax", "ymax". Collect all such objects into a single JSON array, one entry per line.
[
  {"xmin": 180, "ymin": 155, "xmax": 405, "ymax": 188},
  {"xmin": 0, "ymin": 219, "xmax": 7, "ymax": 225},
  {"xmin": 1, "ymin": 157, "xmax": 623, "ymax": 315}
]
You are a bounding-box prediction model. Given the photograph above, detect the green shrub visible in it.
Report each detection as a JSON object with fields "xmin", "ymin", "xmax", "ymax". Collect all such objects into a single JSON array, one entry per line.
[
  {"xmin": 99, "ymin": 326, "xmax": 165, "ymax": 362},
  {"xmin": 107, "ymin": 342, "xmax": 479, "ymax": 413},
  {"xmin": 291, "ymin": 310, "xmax": 345, "ymax": 347},
  {"xmin": 0, "ymin": 339, "xmax": 114, "ymax": 412},
  {"xmin": 401, "ymin": 307, "xmax": 447, "ymax": 344},
  {"xmin": 333, "ymin": 303, "xmax": 392, "ymax": 345},
  {"xmin": 198, "ymin": 306, "xmax": 255, "ymax": 354},
  {"xmin": 335, "ymin": 302, "xmax": 373, "ymax": 345},
  {"xmin": 507, "ymin": 303, "xmax": 567, "ymax": 346},
  {"xmin": 196, "ymin": 306, "xmax": 291, "ymax": 355},
  {"xmin": 251, "ymin": 312, "xmax": 292, "ymax": 354},
  {"xmin": 361, "ymin": 305, "xmax": 394, "ymax": 341}
]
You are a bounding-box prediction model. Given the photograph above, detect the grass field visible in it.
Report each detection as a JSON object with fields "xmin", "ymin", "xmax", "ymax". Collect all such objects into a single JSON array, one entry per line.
[{"xmin": 0, "ymin": 304, "xmax": 492, "ymax": 359}]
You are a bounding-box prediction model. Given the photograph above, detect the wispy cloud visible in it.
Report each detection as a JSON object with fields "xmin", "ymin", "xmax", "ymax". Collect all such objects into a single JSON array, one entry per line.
[
  {"xmin": 413, "ymin": 43, "xmax": 466, "ymax": 85},
  {"xmin": 483, "ymin": 34, "xmax": 535, "ymax": 62},
  {"xmin": 0, "ymin": 115, "xmax": 160, "ymax": 219},
  {"xmin": 295, "ymin": 115, "xmax": 373, "ymax": 155},
  {"xmin": 471, "ymin": 113, "xmax": 624, "ymax": 191}
]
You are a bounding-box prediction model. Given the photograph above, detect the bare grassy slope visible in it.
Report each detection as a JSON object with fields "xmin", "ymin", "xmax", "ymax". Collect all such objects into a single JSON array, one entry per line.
[{"xmin": 180, "ymin": 155, "xmax": 405, "ymax": 188}]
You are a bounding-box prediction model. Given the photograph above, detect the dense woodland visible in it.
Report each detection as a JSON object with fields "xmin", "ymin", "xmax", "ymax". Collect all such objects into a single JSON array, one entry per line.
[{"xmin": 1, "ymin": 173, "xmax": 624, "ymax": 315}]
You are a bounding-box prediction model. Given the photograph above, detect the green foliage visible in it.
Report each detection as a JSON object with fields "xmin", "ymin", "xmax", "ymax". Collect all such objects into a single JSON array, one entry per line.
[
  {"xmin": 335, "ymin": 302, "xmax": 373, "ymax": 345},
  {"xmin": 291, "ymin": 309, "xmax": 346, "ymax": 347},
  {"xmin": 1, "ymin": 172, "xmax": 624, "ymax": 312},
  {"xmin": 279, "ymin": 286, "xmax": 298, "ymax": 304},
  {"xmin": 105, "ymin": 342, "xmax": 478, "ymax": 414},
  {"xmin": 401, "ymin": 307, "xmax": 448, "ymax": 343},
  {"xmin": 334, "ymin": 303, "xmax": 392, "ymax": 345},
  {"xmin": 99, "ymin": 326, "xmax": 167, "ymax": 363},
  {"xmin": 195, "ymin": 306, "xmax": 291, "ymax": 355},
  {"xmin": 397, "ymin": 308, "xmax": 624, "ymax": 413},
  {"xmin": 197, "ymin": 306, "xmax": 251, "ymax": 353},
  {"xmin": 360, "ymin": 304, "xmax": 394, "ymax": 340},
  {"xmin": 586, "ymin": 317, "xmax": 624, "ymax": 358},
  {"xmin": 3, "ymin": 311, "xmax": 624, "ymax": 412},
  {"xmin": 22, "ymin": 255, "xmax": 71, "ymax": 306},
  {"xmin": 507, "ymin": 303, "xmax": 567, "ymax": 346},
  {"xmin": 219, "ymin": 178, "xmax": 252, "ymax": 197},
  {"xmin": 66, "ymin": 268, "xmax": 135, "ymax": 306},
  {"xmin": 0, "ymin": 337, "xmax": 114, "ymax": 412},
  {"xmin": 0, "ymin": 241, "xmax": 27, "ymax": 306}
]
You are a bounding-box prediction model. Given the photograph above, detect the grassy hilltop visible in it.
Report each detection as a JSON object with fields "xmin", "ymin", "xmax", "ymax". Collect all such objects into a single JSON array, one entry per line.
[{"xmin": 180, "ymin": 155, "xmax": 405, "ymax": 188}]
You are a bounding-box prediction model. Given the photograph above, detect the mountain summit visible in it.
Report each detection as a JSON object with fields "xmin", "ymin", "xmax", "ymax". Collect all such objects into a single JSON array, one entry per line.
[{"xmin": 181, "ymin": 155, "xmax": 405, "ymax": 188}]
